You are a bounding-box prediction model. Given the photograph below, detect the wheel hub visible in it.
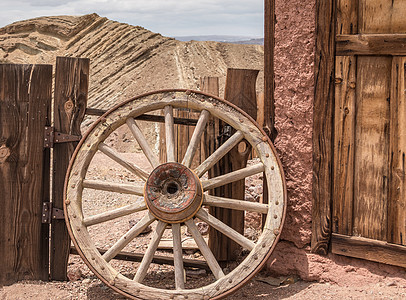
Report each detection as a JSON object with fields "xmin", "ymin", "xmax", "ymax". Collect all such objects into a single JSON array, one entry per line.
[{"xmin": 144, "ymin": 162, "xmax": 203, "ymax": 223}]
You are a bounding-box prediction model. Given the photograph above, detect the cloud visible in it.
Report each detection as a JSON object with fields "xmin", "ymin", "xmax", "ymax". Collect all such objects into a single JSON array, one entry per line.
[{"xmin": 0, "ymin": 0, "xmax": 264, "ymax": 36}]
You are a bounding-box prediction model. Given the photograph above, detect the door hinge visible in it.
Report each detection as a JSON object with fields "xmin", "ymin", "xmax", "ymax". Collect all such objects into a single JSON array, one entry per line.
[
  {"xmin": 44, "ymin": 126, "xmax": 81, "ymax": 148},
  {"xmin": 42, "ymin": 202, "xmax": 65, "ymax": 223}
]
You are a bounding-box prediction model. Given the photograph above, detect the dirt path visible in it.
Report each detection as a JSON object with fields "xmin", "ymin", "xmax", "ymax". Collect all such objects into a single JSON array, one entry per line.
[{"xmin": 1, "ymin": 276, "xmax": 406, "ymax": 299}]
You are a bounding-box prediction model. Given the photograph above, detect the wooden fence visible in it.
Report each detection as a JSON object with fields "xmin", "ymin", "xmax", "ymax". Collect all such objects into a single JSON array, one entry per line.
[
  {"xmin": 0, "ymin": 57, "xmax": 89, "ymax": 285},
  {"xmin": 0, "ymin": 57, "xmax": 266, "ymax": 285}
]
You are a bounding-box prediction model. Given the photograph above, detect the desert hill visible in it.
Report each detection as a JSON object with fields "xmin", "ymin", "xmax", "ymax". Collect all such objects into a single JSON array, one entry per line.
[{"xmin": 0, "ymin": 14, "xmax": 264, "ymax": 110}]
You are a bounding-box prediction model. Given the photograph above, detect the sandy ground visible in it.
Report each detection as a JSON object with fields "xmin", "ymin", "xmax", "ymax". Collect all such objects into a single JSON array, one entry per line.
[{"xmin": 2, "ymin": 277, "xmax": 406, "ymax": 299}]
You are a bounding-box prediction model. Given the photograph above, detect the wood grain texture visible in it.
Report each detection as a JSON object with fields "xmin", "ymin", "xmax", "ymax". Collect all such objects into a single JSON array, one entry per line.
[
  {"xmin": 51, "ymin": 56, "xmax": 89, "ymax": 281},
  {"xmin": 359, "ymin": 0, "xmax": 406, "ymax": 34},
  {"xmin": 331, "ymin": 233, "xmax": 406, "ymax": 268},
  {"xmin": 337, "ymin": 34, "xmax": 406, "ymax": 56},
  {"xmin": 264, "ymin": 0, "xmax": 277, "ymax": 140},
  {"xmin": 388, "ymin": 57, "xmax": 406, "ymax": 245},
  {"xmin": 332, "ymin": 56, "xmax": 356, "ymax": 235},
  {"xmin": 312, "ymin": 0, "xmax": 335, "ymax": 255},
  {"xmin": 0, "ymin": 64, "xmax": 52, "ymax": 284},
  {"xmin": 353, "ymin": 56, "xmax": 391, "ymax": 240}
]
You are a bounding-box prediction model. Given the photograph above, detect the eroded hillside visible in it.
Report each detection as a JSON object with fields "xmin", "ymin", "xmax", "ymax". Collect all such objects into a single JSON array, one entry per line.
[{"xmin": 0, "ymin": 14, "xmax": 264, "ymax": 109}]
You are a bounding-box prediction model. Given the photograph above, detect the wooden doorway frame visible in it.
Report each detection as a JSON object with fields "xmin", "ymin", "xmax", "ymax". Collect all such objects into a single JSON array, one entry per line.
[{"xmin": 311, "ymin": 0, "xmax": 335, "ymax": 255}]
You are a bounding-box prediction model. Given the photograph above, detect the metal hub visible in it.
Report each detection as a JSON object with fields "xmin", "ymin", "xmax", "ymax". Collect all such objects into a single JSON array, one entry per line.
[{"xmin": 144, "ymin": 162, "xmax": 203, "ymax": 223}]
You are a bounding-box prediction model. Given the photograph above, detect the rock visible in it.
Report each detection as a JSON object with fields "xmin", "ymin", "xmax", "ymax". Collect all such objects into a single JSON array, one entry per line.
[{"xmin": 67, "ymin": 268, "xmax": 83, "ymax": 281}]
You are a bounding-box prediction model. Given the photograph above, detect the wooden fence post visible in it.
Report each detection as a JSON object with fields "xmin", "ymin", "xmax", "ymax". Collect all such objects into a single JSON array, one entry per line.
[
  {"xmin": 205, "ymin": 69, "xmax": 259, "ymax": 261},
  {"xmin": 50, "ymin": 57, "xmax": 89, "ymax": 280},
  {"xmin": 0, "ymin": 64, "xmax": 52, "ymax": 284}
]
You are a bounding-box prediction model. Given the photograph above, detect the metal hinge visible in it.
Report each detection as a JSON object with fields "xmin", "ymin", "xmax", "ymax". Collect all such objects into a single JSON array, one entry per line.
[
  {"xmin": 42, "ymin": 202, "xmax": 64, "ymax": 223},
  {"xmin": 44, "ymin": 126, "xmax": 81, "ymax": 148}
]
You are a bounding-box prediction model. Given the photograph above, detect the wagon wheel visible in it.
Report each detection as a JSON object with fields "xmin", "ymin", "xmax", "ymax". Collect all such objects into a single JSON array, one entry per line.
[{"xmin": 64, "ymin": 89, "xmax": 286, "ymax": 299}]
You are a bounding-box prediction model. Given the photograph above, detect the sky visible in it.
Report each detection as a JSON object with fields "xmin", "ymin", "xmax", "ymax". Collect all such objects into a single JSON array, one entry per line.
[{"xmin": 0, "ymin": 0, "xmax": 264, "ymax": 37}]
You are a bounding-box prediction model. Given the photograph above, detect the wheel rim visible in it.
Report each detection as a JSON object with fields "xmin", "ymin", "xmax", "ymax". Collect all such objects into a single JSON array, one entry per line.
[{"xmin": 64, "ymin": 89, "xmax": 286, "ymax": 299}]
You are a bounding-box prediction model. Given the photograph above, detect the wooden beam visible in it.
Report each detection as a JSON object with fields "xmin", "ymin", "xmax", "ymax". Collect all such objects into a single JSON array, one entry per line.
[
  {"xmin": 51, "ymin": 57, "xmax": 89, "ymax": 280},
  {"xmin": 331, "ymin": 233, "xmax": 406, "ymax": 268},
  {"xmin": 70, "ymin": 247, "xmax": 210, "ymax": 270},
  {"xmin": 0, "ymin": 64, "xmax": 52, "ymax": 284},
  {"xmin": 86, "ymin": 108, "xmax": 199, "ymax": 126},
  {"xmin": 337, "ymin": 34, "xmax": 406, "ymax": 55},
  {"xmin": 264, "ymin": 0, "xmax": 277, "ymax": 141},
  {"xmin": 388, "ymin": 57, "xmax": 406, "ymax": 245},
  {"xmin": 312, "ymin": 0, "xmax": 335, "ymax": 255},
  {"xmin": 207, "ymin": 69, "xmax": 259, "ymax": 261}
]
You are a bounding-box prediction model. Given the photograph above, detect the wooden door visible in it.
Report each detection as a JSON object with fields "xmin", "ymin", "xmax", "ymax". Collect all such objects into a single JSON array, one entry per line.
[{"xmin": 331, "ymin": 0, "xmax": 406, "ymax": 267}]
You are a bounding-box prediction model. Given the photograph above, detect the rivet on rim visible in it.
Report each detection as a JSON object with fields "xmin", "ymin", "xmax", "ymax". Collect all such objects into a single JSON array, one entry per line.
[
  {"xmin": 266, "ymin": 153, "xmax": 270, "ymax": 158},
  {"xmin": 271, "ymin": 166, "xmax": 275, "ymax": 170},
  {"xmin": 274, "ymin": 229, "xmax": 280, "ymax": 235},
  {"xmin": 186, "ymin": 90, "xmax": 192, "ymax": 95},
  {"xmin": 109, "ymin": 280, "xmax": 115, "ymax": 286},
  {"xmin": 239, "ymin": 119, "xmax": 244, "ymax": 123},
  {"xmin": 274, "ymin": 215, "xmax": 278, "ymax": 219},
  {"xmin": 275, "ymin": 201, "xmax": 279, "ymax": 205},
  {"xmin": 253, "ymin": 255, "xmax": 258, "ymax": 260},
  {"xmin": 65, "ymin": 200, "xmax": 70, "ymax": 205},
  {"xmin": 262, "ymin": 136, "xmax": 268, "ymax": 142},
  {"xmin": 71, "ymin": 184, "xmax": 75, "ymax": 188},
  {"xmin": 74, "ymin": 171, "xmax": 79, "ymax": 176}
]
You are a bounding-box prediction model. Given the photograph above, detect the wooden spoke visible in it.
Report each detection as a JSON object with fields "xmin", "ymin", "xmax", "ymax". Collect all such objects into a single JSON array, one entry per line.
[
  {"xmin": 172, "ymin": 223, "xmax": 185, "ymax": 290},
  {"xmin": 133, "ymin": 221, "xmax": 167, "ymax": 283},
  {"xmin": 82, "ymin": 179, "xmax": 144, "ymax": 196},
  {"xmin": 83, "ymin": 201, "xmax": 147, "ymax": 227},
  {"xmin": 194, "ymin": 131, "xmax": 244, "ymax": 177},
  {"xmin": 126, "ymin": 117, "xmax": 159, "ymax": 168},
  {"xmin": 181, "ymin": 110, "xmax": 210, "ymax": 168},
  {"xmin": 203, "ymin": 195, "xmax": 268, "ymax": 214},
  {"xmin": 185, "ymin": 219, "xmax": 225, "ymax": 280},
  {"xmin": 103, "ymin": 212, "xmax": 156, "ymax": 262},
  {"xmin": 164, "ymin": 105, "xmax": 176, "ymax": 162},
  {"xmin": 196, "ymin": 209, "xmax": 255, "ymax": 251},
  {"xmin": 201, "ymin": 163, "xmax": 265, "ymax": 191},
  {"xmin": 98, "ymin": 142, "xmax": 149, "ymax": 180}
]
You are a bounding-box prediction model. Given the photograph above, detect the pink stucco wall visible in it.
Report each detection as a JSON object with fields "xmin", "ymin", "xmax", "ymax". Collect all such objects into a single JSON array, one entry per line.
[
  {"xmin": 268, "ymin": 0, "xmax": 406, "ymax": 285},
  {"xmin": 273, "ymin": 0, "xmax": 314, "ymax": 249}
]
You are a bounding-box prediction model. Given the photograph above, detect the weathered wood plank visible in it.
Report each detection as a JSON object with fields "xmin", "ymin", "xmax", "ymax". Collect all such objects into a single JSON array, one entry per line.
[
  {"xmin": 337, "ymin": 34, "xmax": 406, "ymax": 56},
  {"xmin": 336, "ymin": 0, "xmax": 358, "ymax": 35},
  {"xmin": 312, "ymin": 0, "xmax": 336, "ymax": 255},
  {"xmin": 264, "ymin": 0, "xmax": 277, "ymax": 141},
  {"xmin": 388, "ymin": 57, "xmax": 406, "ymax": 246},
  {"xmin": 51, "ymin": 57, "xmax": 89, "ymax": 280},
  {"xmin": 359, "ymin": 0, "xmax": 406, "ymax": 34},
  {"xmin": 208, "ymin": 68, "xmax": 258, "ymax": 261},
  {"xmin": 353, "ymin": 56, "xmax": 391, "ymax": 241},
  {"xmin": 0, "ymin": 64, "xmax": 52, "ymax": 284},
  {"xmin": 331, "ymin": 233, "xmax": 406, "ymax": 268},
  {"xmin": 332, "ymin": 56, "xmax": 356, "ymax": 235}
]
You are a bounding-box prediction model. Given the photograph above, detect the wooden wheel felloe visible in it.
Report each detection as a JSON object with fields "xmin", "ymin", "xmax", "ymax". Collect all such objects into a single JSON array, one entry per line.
[{"xmin": 64, "ymin": 89, "xmax": 286, "ymax": 299}]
